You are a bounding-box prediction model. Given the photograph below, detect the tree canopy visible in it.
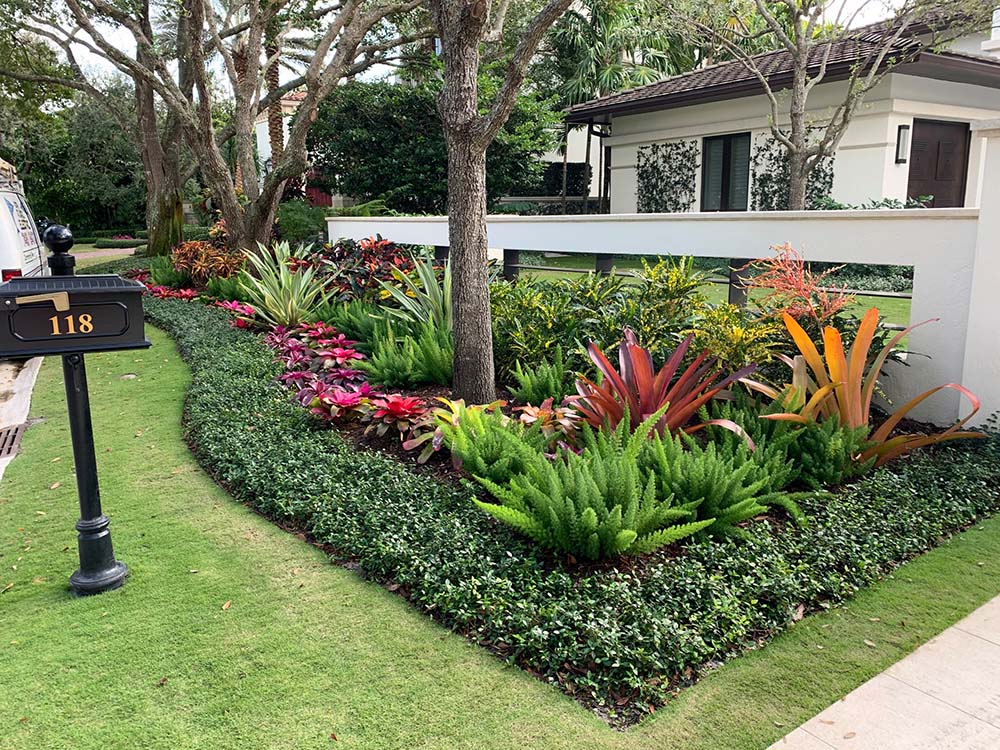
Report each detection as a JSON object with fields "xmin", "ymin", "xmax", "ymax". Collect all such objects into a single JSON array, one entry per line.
[{"xmin": 307, "ymin": 74, "xmax": 559, "ymax": 214}]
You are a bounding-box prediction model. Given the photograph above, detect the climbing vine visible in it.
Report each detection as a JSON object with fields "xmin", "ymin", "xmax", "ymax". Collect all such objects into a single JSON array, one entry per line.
[
  {"xmin": 636, "ymin": 140, "xmax": 699, "ymax": 213},
  {"xmin": 751, "ymin": 133, "xmax": 835, "ymax": 210}
]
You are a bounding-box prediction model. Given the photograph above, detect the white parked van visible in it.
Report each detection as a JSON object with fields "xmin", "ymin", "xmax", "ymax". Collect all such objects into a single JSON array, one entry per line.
[{"xmin": 0, "ymin": 158, "xmax": 45, "ymax": 281}]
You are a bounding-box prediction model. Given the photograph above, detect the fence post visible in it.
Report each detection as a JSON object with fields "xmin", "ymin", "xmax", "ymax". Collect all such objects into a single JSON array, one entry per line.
[
  {"xmin": 595, "ymin": 253, "xmax": 614, "ymax": 275},
  {"xmin": 961, "ymin": 119, "xmax": 1000, "ymax": 426},
  {"xmin": 434, "ymin": 245, "xmax": 449, "ymax": 262},
  {"xmin": 502, "ymin": 248, "xmax": 520, "ymax": 280},
  {"xmin": 728, "ymin": 258, "xmax": 752, "ymax": 306}
]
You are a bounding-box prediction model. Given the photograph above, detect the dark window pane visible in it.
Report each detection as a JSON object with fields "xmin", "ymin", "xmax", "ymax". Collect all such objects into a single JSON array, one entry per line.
[
  {"xmin": 702, "ymin": 137, "xmax": 724, "ymax": 211},
  {"xmin": 728, "ymin": 133, "xmax": 751, "ymax": 210}
]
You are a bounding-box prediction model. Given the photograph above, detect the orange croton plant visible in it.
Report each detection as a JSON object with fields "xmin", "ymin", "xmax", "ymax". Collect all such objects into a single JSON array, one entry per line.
[{"xmin": 750, "ymin": 307, "xmax": 983, "ymax": 466}]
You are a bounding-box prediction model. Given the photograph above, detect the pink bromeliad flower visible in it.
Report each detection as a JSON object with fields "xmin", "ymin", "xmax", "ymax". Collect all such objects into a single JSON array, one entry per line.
[
  {"xmin": 317, "ymin": 347, "xmax": 364, "ymax": 367},
  {"xmin": 297, "ymin": 321, "xmax": 339, "ymax": 341},
  {"xmin": 323, "ymin": 367, "xmax": 367, "ymax": 384},
  {"xmin": 264, "ymin": 325, "xmax": 290, "ymax": 349},
  {"xmin": 280, "ymin": 370, "xmax": 315, "ymax": 387},
  {"xmin": 365, "ymin": 394, "xmax": 429, "ymax": 438},
  {"xmin": 314, "ymin": 333, "xmax": 357, "ymax": 349}
]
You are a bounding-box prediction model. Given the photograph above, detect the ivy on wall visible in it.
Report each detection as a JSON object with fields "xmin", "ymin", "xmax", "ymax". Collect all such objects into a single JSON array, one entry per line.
[
  {"xmin": 751, "ymin": 133, "xmax": 835, "ymax": 210},
  {"xmin": 636, "ymin": 140, "xmax": 699, "ymax": 213}
]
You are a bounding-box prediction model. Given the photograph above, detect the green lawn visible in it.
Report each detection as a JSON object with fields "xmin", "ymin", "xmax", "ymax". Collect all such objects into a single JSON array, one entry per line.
[
  {"xmin": 2, "ymin": 326, "xmax": 999, "ymax": 749},
  {"xmin": 522, "ymin": 253, "xmax": 912, "ymax": 326}
]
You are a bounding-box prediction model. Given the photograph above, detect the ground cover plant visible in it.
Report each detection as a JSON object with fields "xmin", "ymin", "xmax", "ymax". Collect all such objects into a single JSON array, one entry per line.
[
  {"xmin": 133, "ymin": 293, "xmax": 1000, "ymax": 724},
  {"xmin": 13, "ymin": 309, "xmax": 1000, "ymax": 750}
]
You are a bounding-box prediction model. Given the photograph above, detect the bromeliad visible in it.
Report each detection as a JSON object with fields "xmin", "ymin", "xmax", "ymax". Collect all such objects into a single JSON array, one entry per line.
[
  {"xmin": 754, "ymin": 308, "xmax": 983, "ymax": 465},
  {"xmin": 570, "ymin": 329, "xmax": 757, "ymax": 442}
]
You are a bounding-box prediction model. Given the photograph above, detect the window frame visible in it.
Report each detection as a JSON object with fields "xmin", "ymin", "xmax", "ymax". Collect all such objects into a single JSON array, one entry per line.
[{"xmin": 700, "ymin": 132, "xmax": 751, "ymax": 212}]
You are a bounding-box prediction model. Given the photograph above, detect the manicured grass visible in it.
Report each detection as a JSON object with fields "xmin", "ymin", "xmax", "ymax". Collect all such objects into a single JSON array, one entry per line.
[{"xmin": 3, "ymin": 324, "xmax": 1000, "ymax": 748}]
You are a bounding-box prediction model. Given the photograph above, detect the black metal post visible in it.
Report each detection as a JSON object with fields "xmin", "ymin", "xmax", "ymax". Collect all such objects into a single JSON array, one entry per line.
[
  {"xmin": 728, "ymin": 257, "xmax": 752, "ymax": 306},
  {"xmin": 44, "ymin": 225, "xmax": 128, "ymax": 595},
  {"xmin": 433, "ymin": 245, "xmax": 449, "ymax": 263},
  {"xmin": 502, "ymin": 248, "xmax": 520, "ymax": 281},
  {"xmin": 595, "ymin": 253, "xmax": 615, "ymax": 275}
]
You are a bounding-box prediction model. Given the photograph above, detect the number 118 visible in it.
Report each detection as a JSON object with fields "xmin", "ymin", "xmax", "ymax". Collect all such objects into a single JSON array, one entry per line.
[{"xmin": 49, "ymin": 313, "xmax": 94, "ymax": 336}]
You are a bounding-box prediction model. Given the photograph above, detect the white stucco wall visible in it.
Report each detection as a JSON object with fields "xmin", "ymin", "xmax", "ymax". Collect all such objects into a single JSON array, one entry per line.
[{"xmin": 607, "ymin": 73, "xmax": 1000, "ymax": 213}]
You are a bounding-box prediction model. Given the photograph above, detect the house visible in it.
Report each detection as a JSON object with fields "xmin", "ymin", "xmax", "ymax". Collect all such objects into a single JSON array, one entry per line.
[{"xmin": 566, "ymin": 16, "xmax": 1000, "ymax": 212}]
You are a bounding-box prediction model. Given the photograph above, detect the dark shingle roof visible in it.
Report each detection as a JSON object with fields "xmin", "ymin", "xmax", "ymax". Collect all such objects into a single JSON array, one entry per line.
[{"xmin": 566, "ymin": 30, "xmax": 1000, "ymax": 122}]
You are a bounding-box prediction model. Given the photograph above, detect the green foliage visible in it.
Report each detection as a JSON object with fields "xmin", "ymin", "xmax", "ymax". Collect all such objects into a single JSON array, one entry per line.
[
  {"xmin": 150, "ymin": 256, "xmax": 192, "ymax": 288},
  {"xmin": 687, "ymin": 303, "xmax": 783, "ymax": 369},
  {"xmin": 511, "ymin": 346, "xmax": 573, "ymax": 404},
  {"xmin": 359, "ymin": 319, "xmax": 453, "ymax": 388},
  {"xmin": 145, "ymin": 295, "xmax": 1000, "ymax": 715},
  {"xmin": 93, "ymin": 237, "xmax": 146, "ymax": 248},
  {"xmin": 789, "ymin": 417, "xmax": 875, "ymax": 490},
  {"xmin": 640, "ymin": 430, "xmax": 805, "ymax": 537},
  {"xmin": 4, "ymin": 85, "xmax": 146, "ymax": 233},
  {"xmin": 316, "ymin": 299, "xmax": 381, "ymax": 349},
  {"xmin": 240, "ymin": 241, "xmax": 330, "ymax": 327},
  {"xmin": 377, "ymin": 257, "xmax": 451, "ymax": 330},
  {"xmin": 204, "ymin": 273, "xmax": 253, "ymax": 303},
  {"xmin": 308, "ymin": 78, "xmax": 558, "ymax": 213},
  {"xmin": 636, "ymin": 140, "xmax": 699, "ymax": 213},
  {"xmin": 491, "ymin": 257, "xmax": 709, "ymax": 377},
  {"xmin": 182, "ymin": 225, "xmax": 213, "ymax": 242},
  {"xmin": 507, "ymin": 162, "xmax": 591, "ymax": 197},
  {"xmin": 327, "ymin": 198, "xmax": 393, "ymax": 217},
  {"xmin": 751, "ymin": 132, "xmax": 835, "ymax": 211},
  {"xmin": 276, "ymin": 200, "xmax": 328, "ymax": 245},
  {"xmin": 474, "ymin": 412, "xmax": 713, "ymax": 560},
  {"xmin": 443, "ymin": 405, "xmax": 550, "ymax": 486}
]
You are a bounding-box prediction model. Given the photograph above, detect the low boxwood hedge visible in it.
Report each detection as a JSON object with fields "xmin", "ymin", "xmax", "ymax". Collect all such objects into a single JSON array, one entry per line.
[
  {"xmin": 94, "ymin": 238, "xmax": 146, "ymax": 249},
  {"xmin": 141, "ymin": 295, "xmax": 1000, "ymax": 723}
]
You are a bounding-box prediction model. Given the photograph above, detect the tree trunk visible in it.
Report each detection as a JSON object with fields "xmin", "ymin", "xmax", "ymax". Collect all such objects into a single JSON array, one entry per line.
[
  {"xmin": 265, "ymin": 42, "xmax": 284, "ymax": 164},
  {"xmin": 446, "ymin": 136, "xmax": 496, "ymax": 404},
  {"xmin": 787, "ymin": 148, "xmax": 808, "ymax": 211},
  {"xmin": 136, "ymin": 2, "xmax": 184, "ymax": 256},
  {"xmin": 147, "ymin": 183, "xmax": 185, "ymax": 256}
]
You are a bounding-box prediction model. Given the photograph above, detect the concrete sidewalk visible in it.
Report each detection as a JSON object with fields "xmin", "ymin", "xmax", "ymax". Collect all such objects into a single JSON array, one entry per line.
[{"xmin": 770, "ymin": 596, "xmax": 1000, "ymax": 749}]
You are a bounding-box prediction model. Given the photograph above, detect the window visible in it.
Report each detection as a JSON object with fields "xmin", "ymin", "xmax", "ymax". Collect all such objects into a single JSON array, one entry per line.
[{"xmin": 701, "ymin": 133, "xmax": 751, "ymax": 211}]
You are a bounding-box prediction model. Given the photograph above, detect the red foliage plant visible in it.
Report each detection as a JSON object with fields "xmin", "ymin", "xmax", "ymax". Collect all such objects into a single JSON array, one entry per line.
[
  {"xmin": 571, "ymin": 329, "xmax": 757, "ymax": 441},
  {"xmin": 744, "ymin": 243, "xmax": 853, "ymax": 326}
]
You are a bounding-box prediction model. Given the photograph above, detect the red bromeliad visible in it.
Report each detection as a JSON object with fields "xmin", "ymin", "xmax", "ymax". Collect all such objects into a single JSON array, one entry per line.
[
  {"xmin": 365, "ymin": 394, "xmax": 429, "ymax": 437},
  {"xmin": 570, "ymin": 329, "xmax": 757, "ymax": 442}
]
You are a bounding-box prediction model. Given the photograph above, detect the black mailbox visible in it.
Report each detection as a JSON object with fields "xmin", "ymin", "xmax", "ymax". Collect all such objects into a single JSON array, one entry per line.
[{"xmin": 0, "ymin": 274, "xmax": 150, "ymax": 358}]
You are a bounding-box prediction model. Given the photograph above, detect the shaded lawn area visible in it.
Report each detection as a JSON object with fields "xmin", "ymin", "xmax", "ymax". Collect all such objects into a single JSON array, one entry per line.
[
  {"xmin": 524, "ymin": 253, "xmax": 912, "ymax": 326},
  {"xmin": 2, "ymin": 327, "xmax": 1000, "ymax": 748}
]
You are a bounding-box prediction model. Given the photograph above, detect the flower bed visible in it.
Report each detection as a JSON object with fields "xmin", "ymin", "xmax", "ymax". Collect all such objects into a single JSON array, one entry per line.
[{"xmin": 140, "ymin": 293, "xmax": 1000, "ymax": 726}]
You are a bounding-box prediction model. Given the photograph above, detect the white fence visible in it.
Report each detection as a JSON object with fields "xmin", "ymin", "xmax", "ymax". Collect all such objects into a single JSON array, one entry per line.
[{"xmin": 329, "ymin": 120, "xmax": 1000, "ymax": 427}]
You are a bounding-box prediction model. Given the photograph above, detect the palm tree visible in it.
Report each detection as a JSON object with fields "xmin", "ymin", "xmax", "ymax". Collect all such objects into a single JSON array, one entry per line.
[{"xmin": 552, "ymin": 0, "xmax": 696, "ymax": 103}]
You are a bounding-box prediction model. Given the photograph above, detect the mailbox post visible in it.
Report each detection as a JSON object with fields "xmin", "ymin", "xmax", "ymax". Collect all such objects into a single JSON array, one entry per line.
[
  {"xmin": 50, "ymin": 227, "xmax": 128, "ymax": 595},
  {"xmin": 0, "ymin": 226, "xmax": 150, "ymax": 595}
]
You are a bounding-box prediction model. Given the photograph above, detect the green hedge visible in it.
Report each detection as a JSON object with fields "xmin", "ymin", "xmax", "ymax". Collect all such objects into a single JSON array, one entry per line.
[
  {"xmin": 140, "ymin": 295, "xmax": 1000, "ymax": 723},
  {"xmin": 94, "ymin": 237, "xmax": 146, "ymax": 249}
]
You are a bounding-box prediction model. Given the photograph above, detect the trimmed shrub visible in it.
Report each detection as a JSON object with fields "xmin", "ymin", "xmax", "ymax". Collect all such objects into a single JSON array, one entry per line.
[{"xmin": 94, "ymin": 237, "xmax": 146, "ymax": 248}]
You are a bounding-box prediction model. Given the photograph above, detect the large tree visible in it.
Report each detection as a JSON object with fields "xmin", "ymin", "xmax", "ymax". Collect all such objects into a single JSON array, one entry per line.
[
  {"xmin": 0, "ymin": 0, "xmax": 426, "ymax": 253},
  {"xmin": 677, "ymin": 0, "xmax": 994, "ymax": 210},
  {"xmin": 428, "ymin": 0, "xmax": 573, "ymax": 403},
  {"xmin": 3, "ymin": 84, "xmax": 147, "ymax": 232},
  {"xmin": 308, "ymin": 76, "xmax": 558, "ymax": 213}
]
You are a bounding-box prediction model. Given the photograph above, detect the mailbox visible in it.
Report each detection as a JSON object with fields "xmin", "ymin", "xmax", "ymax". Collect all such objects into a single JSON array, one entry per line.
[{"xmin": 0, "ymin": 274, "xmax": 150, "ymax": 358}]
